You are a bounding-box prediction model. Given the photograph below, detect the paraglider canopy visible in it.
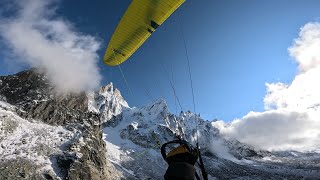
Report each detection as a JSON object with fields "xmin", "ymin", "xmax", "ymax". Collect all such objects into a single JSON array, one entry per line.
[{"xmin": 104, "ymin": 0, "xmax": 185, "ymax": 66}]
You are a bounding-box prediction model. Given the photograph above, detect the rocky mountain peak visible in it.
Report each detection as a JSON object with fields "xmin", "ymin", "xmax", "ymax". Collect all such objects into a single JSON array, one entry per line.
[
  {"xmin": 100, "ymin": 82, "xmax": 114, "ymax": 94},
  {"xmin": 0, "ymin": 69, "xmax": 51, "ymax": 105},
  {"xmin": 142, "ymin": 98, "xmax": 168, "ymax": 120},
  {"xmin": 87, "ymin": 82, "xmax": 129, "ymax": 123}
]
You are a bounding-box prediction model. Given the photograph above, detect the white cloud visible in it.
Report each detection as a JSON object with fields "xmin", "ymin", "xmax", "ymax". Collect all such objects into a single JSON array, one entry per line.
[
  {"xmin": 289, "ymin": 23, "xmax": 320, "ymax": 72},
  {"xmin": 214, "ymin": 109, "xmax": 320, "ymax": 151},
  {"xmin": 213, "ymin": 22, "xmax": 320, "ymax": 151},
  {"xmin": 209, "ymin": 138, "xmax": 240, "ymax": 162},
  {"xmin": 0, "ymin": 0, "xmax": 102, "ymax": 93}
]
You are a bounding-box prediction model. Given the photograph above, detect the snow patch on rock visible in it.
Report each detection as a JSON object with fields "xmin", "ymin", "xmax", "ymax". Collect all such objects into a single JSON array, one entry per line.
[{"xmin": 0, "ymin": 102, "xmax": 75, "ymax": 175}]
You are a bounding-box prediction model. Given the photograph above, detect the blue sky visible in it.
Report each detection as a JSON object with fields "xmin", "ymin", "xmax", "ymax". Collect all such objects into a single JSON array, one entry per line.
[{"xmin": 1, "ymin": 0, "xmax": 320, "ymax": 121}]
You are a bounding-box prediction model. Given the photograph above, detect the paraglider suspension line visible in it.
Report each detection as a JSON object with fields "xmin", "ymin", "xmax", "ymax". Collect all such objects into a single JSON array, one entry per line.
[
  {"xmin": 111, "ymin": 46, "xmax": 134, "ymax": 98},
  {"xmin": 179, "ymin": 15, "xmax": 199, "ymax": 145},
  {"xmin": 117, "ymin": 64, "xmax": 134, "ymax": 97},
  {"xmin": 161, "ymin": 64, "xmax": 183, "ymax": 111}
]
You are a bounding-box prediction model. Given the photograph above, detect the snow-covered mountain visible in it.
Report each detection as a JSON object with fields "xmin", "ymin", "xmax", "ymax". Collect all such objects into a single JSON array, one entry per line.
[
  {"xmin": 98, "ymin": 97, "xmax": 320, "ymax": 179},
  {"xmin": 1, "ymin": 69, "xmax": 320, "ymax": 180}
]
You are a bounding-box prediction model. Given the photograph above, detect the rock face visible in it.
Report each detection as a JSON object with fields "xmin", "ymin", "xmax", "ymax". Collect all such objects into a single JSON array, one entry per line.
[
  {"xmin": 0, "ymin": 69, "xmax": 114, "ymax": 180},
  {"xmin": 0, "ymin": 69, "xmax": 88, "ymax": 125}
]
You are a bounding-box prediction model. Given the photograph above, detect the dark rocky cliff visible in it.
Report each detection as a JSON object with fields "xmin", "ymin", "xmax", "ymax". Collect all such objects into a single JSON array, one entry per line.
[{"xmin": 0, "ymin": 69, "xmax": 111, "ymax": 180}]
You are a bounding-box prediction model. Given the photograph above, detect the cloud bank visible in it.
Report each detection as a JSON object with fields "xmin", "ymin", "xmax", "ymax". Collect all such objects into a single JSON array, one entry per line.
[
  {"xmin": 0, "ymin": 0, "xmax": 102, "ymax": 93},
  {"xmin": 213, "ymin": 22, "xmax": 320, "ymax": 151}
]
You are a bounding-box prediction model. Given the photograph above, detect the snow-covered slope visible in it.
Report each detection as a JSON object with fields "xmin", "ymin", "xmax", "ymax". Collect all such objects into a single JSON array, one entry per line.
[
  {"xmin": 102, "ymin": 99, "xmax": 174, "ymax": 179},
  {"xmin": 0, "ymin": 70, "xmax": 112, "ymax": 180},
  {"xmin": 0, "ymin": 101, "xmax": 77, "ymax": 179}
]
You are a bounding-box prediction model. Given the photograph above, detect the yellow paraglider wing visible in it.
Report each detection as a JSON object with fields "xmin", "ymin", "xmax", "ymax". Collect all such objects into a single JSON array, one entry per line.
[{"xmin": 104, "ymin": 0, "xmax": 185, "ymax": 66}]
